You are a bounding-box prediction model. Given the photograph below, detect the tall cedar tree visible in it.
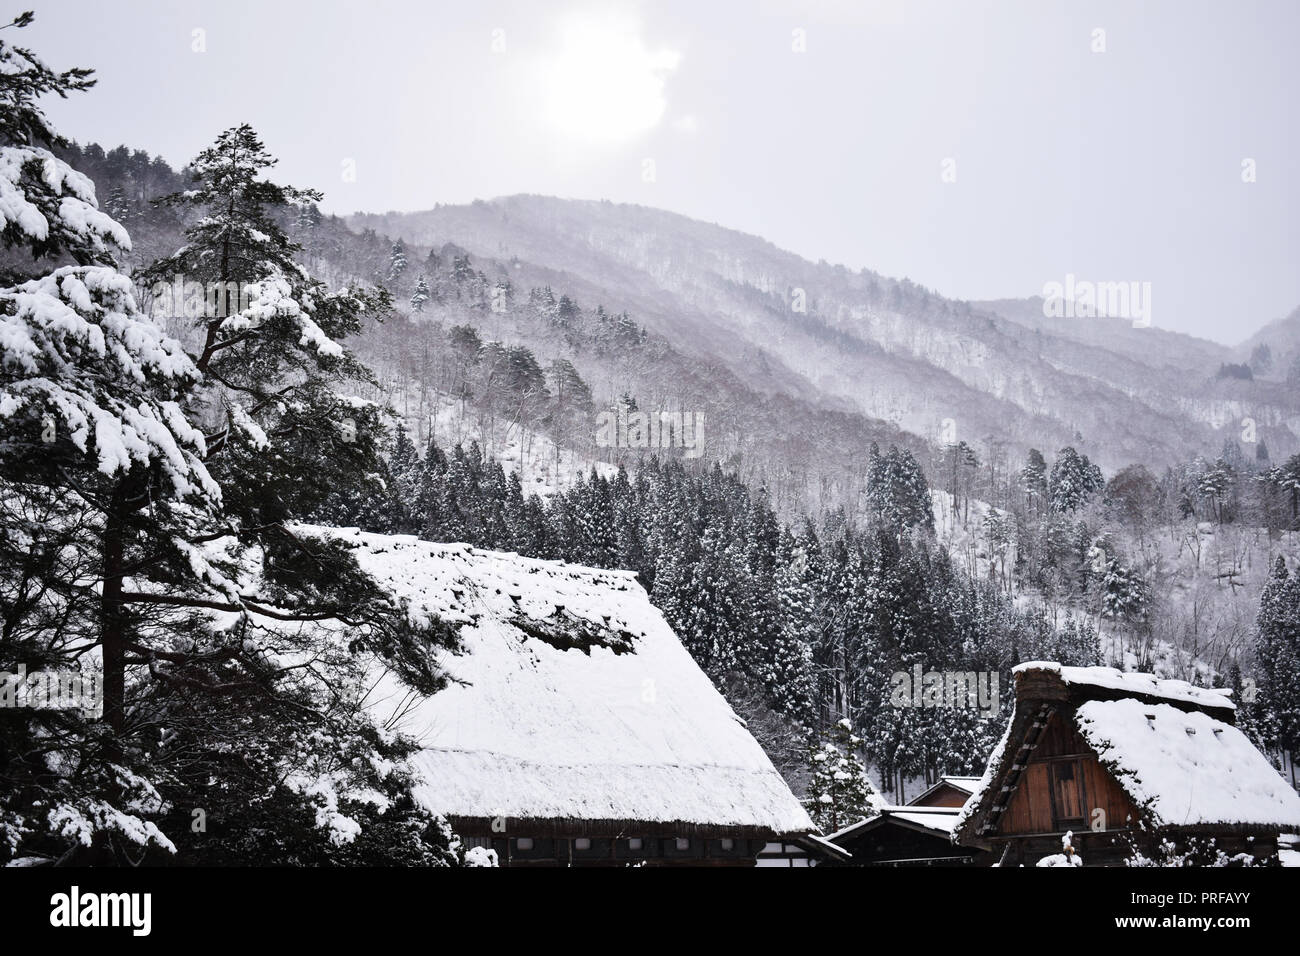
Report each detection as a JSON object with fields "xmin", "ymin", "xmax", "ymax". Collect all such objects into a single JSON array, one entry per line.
[{"xmin": 1253, "ymin": 558, "xmax": 1300, "ymax": 757}]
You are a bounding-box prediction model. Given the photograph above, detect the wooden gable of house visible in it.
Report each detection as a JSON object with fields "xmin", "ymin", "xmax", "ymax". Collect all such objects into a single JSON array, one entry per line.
[
  {"xmin": 997, "ymin": 708, "xmax": 1137, "ymax": 837},
  {"xmin": 910, "ymin": 781, "xmax": 975, "ymax": 808}
]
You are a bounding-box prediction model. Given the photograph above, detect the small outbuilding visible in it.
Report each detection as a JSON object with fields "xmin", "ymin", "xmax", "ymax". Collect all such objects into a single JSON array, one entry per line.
[{"xmin": 827, "ymin": 805, "xmax": 990, "ymax": 866}]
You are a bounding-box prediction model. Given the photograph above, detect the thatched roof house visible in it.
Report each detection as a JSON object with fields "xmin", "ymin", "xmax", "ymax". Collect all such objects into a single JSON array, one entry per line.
[
  {"xmin": 338, "ymin": 530, "xmax": 814, "ymax": 866},
  {"xmin": 954, "ymin": 662, "xmax": 1300, "ymax": 866}
]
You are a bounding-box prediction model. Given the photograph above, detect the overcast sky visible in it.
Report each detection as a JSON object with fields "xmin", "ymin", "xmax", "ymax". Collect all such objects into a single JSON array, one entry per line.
[{"xmin": 24, "ymin": 0, "xmax": 1300, "ymax": 344}]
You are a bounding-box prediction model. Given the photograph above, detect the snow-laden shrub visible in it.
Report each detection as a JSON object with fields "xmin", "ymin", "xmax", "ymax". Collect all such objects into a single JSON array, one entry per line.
[{"xmin": 1124, "ymin": 836, "xmax": 1275, "ymax": 868}]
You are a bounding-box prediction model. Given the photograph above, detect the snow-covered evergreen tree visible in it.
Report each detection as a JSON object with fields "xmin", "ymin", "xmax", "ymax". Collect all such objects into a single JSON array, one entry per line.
[
  {"xmin": 1098, "ymin": 553, "xmax": 1148, "ymax": 624},
  {"xmin": 1020, "ymin": 447, "xmax": 1049, "ymax": 510},
  {"xmin": 1197, "ymin": 457, "xmax": 1236, "ymax": 523},
  {"xmin": 0, "ymin": 35, "xmax": 464, "ymax": 862},
  {"xmin": 865, "ymin": 443, "xmax": 934, "ymax": 533},
  {"xmin": 387, "ymin": 238, "xmax": 407, "ymax": 282},
  {"xmin": 410, "ymin": 274, "xmax": 429, "ymax": 313},
  {"xmin": 1253, "ymin": 557, "xmax": 1300, "ymax": 757},
  {"xmin": 764, "ymin": 530, "xmax": 817, "ymax": 722},
  {"xmin": 806, "ymin": 718, "xmax": 878, "ymax": 833},
  {"xmin": 1049, "ymin": 446, "xmax": 1104, "ymax": 514},
  {"xmin": 0, "ymin": 17, "xmax": 218, "ymax": 862},
  {"xmin": 104, "ymin": 182, "xmax": 131, "ymax": 224},
  {"xmin": 0, "ymin": 17, "xmax": 126, "ymax": 279}
]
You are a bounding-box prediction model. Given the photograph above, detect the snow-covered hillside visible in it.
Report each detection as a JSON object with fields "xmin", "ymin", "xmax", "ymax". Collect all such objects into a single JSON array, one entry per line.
[
  {"xmin": 389, "ymin": 391, "xmax": 618, "ymax": 499},
  {"xmin": 350, "ymin": 196, "xmax": 1300, "ymax": 473}
]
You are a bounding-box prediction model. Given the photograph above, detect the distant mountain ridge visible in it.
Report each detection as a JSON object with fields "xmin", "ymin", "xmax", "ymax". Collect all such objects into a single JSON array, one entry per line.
[
  {"xmin": 52, "ymin": 137, "xmax": 1295, "ymax": 499},
  {"xmin": 350, "ymin": 195, "xmax": 1300, "ymax": 472}
]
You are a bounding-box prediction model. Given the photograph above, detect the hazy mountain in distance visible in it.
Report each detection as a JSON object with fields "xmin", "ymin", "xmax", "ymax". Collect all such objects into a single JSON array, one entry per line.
[
  {"xmin": 972, "ymin": 296, "xmax": 1231, "ymax": 374},
  {"xmin": 351, "ymin": 196, "xmax": 1300, "ymax": 472},
  {"xmin": 975, "ymin": 295, "xmax": 1300, "ymax": 453},
  {"xmin": 1236, "ymin": 305, "xmax": 1300, "ymax": 382}
]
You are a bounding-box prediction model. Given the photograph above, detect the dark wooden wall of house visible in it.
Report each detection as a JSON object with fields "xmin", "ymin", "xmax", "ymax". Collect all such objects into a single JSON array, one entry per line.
[
  {"xmin": 911, "ymin": 784, "xmax": 971, "ymax": 808},
  {"xmin": 997, "ymin": 710, "xmax": 1137, "ymax": 837}
]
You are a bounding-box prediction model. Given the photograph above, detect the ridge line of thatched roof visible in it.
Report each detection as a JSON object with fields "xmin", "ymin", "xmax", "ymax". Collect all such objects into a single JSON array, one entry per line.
[{"xmin": 1012, "ymin": 662, "xmax": 1236, "ymax": 718}]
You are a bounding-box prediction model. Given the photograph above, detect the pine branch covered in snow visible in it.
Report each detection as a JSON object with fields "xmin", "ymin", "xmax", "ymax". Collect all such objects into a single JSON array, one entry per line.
[{"xmin": 0, "ymin": 14, "xmax": 125, "ymax": 274}]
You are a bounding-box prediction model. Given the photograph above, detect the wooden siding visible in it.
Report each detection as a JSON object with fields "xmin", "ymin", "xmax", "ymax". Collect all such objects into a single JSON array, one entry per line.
[
  {"xmin": 910, "ymin": 783, "xmax": 972, "ymax": 808},
  {"xmin": 997, "ymin": 709, "xmax": 1137, "ymax": 837}
]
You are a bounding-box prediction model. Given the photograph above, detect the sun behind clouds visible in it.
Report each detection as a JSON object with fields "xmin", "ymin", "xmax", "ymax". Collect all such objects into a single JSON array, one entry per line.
[{"xmin": 540, "ymin": 11, "xmax": 682, "ymax": 147}]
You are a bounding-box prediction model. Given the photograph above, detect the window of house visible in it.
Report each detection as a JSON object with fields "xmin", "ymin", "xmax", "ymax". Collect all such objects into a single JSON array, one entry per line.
[
  {"xmin": 1050, "ymin": 760, "xmax": 1085, "ymax": 827},
  {"xmin": 515, "ymin": 837, "xmax": 534, "ymax": 851},
  {"xmin": 574, "ymin": 838, "xmax": 591, "ymax": 851}
]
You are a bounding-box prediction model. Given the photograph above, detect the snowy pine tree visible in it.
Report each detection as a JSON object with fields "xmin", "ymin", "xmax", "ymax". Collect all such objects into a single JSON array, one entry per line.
[
  {"xmin": 1020, "ymin": 447, "xmax": 1049, "ymax": 510},
  {"xmin": 1049, "ymin": 446, "xmax": 1105, "ymax": 514},
  {"xmin": 410, "ymin": 274, "xmax": 429, "ymax": 313},
  {"xmin": 1253, "ymin": 557, "xmax": 1300, "ymax": 757},
  {"xmin": 387, "ymin": 238, "xmax": 408, "ymax": 282},
  {"xmin": 1, "ymin": 49, "xmax": 464, "ymax": 861},
  {"xmin": 0, "ymin": 20, "xmax": 222, "ymax": 862},
  {"xmin": 104, "ymin": 182, "xmax": 131, "ymax": 224},
  {"xmin": 806, "ymin": 718, "xmax": 878, "ymax": 833},
  {"xmin": 1099, "ymin": 554, "xmax": 1148, "ymax": 623},
  {"xmin": 866, "ymin": 443, "xmax": 934, "ymax": 534}
]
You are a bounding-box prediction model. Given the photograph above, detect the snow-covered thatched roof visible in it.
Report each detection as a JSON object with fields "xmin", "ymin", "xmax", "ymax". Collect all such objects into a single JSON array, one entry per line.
[
  {"xmin": 337, "ymin": 530, "xmax": 813, "ymax": 836},
  {"xmin": 1074, "ymin": 698, "xmax": 1300, "ymax": 830}
]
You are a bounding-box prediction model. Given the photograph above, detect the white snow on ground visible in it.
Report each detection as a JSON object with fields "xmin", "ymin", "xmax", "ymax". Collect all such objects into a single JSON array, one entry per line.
[
  {"xmin": 1036, "ymin": 831, "xmax": 1083, "ymax": 866},
  {"xmin": 1074, "ymin": 698, "xmax": 1300, "ymax": 829},
  {"xmin": 462, "ymin": 845, "xmax": 498, "ymax": 867},
  {"xmin": 331, "ymin": 529, "xmax": 813, "ymax": 833},
  {"xmin": 930, "ymin": 489, "xmax": 1016, "ymax": 584},
  {"xmin": 1279, "ymin": 834, "xmax": 1300, "ymax": 867}
]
